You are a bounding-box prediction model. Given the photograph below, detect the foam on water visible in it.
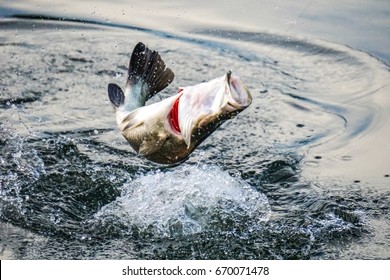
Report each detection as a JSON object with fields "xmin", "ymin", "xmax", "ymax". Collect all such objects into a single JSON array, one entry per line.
[
  {"xmin": 0, "ymin": 123, "xmax": 45, "ymax": 214},
  {"xmin": 94, "ymin": 164, "xmax": 271, "ymax": 237}
]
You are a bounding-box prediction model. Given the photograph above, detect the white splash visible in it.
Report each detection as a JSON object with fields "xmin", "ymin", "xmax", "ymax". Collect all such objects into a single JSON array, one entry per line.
[{"xmin": 94, "ymin": 164, "xmax": 270, "ymax": 237}]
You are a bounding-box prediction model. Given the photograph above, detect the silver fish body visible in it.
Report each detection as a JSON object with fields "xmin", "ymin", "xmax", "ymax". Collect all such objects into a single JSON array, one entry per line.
[{"xmin": 108, "ymin": 42, "xmax": 252, "ymax": 164}]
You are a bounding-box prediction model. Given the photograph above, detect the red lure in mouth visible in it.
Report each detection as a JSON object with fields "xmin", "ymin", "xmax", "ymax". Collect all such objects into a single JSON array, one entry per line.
[{"xmin": 169, "ymin": 90, "xmax": 183, "ymax": 134}]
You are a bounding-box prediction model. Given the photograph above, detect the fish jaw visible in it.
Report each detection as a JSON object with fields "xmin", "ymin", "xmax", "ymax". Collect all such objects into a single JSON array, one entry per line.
[
  {"xmin": 225, "ymin": 71, "xmax": 252, "ymax": 112},
  {"xmin": 178, "ymin": 72, "xmax": 252, "ymax": 147}
]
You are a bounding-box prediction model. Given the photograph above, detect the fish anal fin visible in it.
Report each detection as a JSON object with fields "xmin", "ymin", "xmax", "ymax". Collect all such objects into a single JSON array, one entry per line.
[{"xmin": 108, "ymin": 83, "xmax": 125, "ymax": 108}]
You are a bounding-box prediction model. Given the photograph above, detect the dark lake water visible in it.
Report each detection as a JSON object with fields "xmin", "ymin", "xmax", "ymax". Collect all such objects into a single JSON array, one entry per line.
[{"xmin": 0, "ymin": 1, "xmax": 389, "ymax": 259}]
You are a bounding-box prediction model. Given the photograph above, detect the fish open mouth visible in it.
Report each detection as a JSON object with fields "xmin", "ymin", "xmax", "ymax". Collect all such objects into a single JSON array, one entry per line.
[
  {"xmin": 225, "ymin": 71, "xmax": 252, "ymax": 112},
  {"xmin": 170, "ymin": 72, "xmax": 252, "ymax": 147}
]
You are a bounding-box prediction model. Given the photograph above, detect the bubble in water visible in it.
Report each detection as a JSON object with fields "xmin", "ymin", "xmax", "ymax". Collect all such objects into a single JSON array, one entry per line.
[{"xmin": 94, "ymin": 164, "xmax": 270, "ymax": 237}]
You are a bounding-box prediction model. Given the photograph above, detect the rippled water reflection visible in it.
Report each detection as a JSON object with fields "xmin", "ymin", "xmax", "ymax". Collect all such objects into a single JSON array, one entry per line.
[{"xmin": 0, "ymin": 17, "xmax": 389, "ymax": 259}]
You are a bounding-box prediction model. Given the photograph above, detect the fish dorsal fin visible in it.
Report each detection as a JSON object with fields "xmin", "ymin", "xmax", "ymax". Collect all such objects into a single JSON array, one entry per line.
[{"xmin": 126, "ymin": 42, "xmax": 175, "ymax": 107}]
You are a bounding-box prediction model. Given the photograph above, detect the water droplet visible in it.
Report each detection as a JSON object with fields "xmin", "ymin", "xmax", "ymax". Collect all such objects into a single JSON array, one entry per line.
[
  {"xmin": 341, "ymin": 155, "xmax": 352, "ymax": 161},
  {"xmin": 14, "ymin": 151, "xmax": 22, "ymax": 158}
]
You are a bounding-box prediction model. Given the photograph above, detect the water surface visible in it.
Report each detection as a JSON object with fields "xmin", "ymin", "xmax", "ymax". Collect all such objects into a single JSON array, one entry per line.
[{"xmin": 0, "ymin": 1, "xmax": 390, "ymax": 259}]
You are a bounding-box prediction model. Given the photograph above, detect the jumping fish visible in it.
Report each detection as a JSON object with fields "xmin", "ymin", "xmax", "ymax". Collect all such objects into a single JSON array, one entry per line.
[{"xmin": 108, "ymin": 42, "xmax": 252, "ymax": 164}]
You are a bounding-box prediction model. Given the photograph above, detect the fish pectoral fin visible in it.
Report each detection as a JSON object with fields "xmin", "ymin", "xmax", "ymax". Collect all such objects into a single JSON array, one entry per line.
[
  {"xmin": 123, "ymin": 121, "xmax": 144, "ymax": 132},
  {"xmin": 120, "ymin": 109, "xmax": 145, "ymax": 131},
  {"xmin": 138, "ymin": 133, "xmax": 169, "ymax": 156}
]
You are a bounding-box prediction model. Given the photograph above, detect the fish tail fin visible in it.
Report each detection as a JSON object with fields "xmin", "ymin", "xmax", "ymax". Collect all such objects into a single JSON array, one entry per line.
[
  {"xmin": 108, "ymin": 83, "xmax": 125, "ymax": 108},
  {"xmin": 126, "ymin": 42, "xmax": 175, "ymax": 106}
]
